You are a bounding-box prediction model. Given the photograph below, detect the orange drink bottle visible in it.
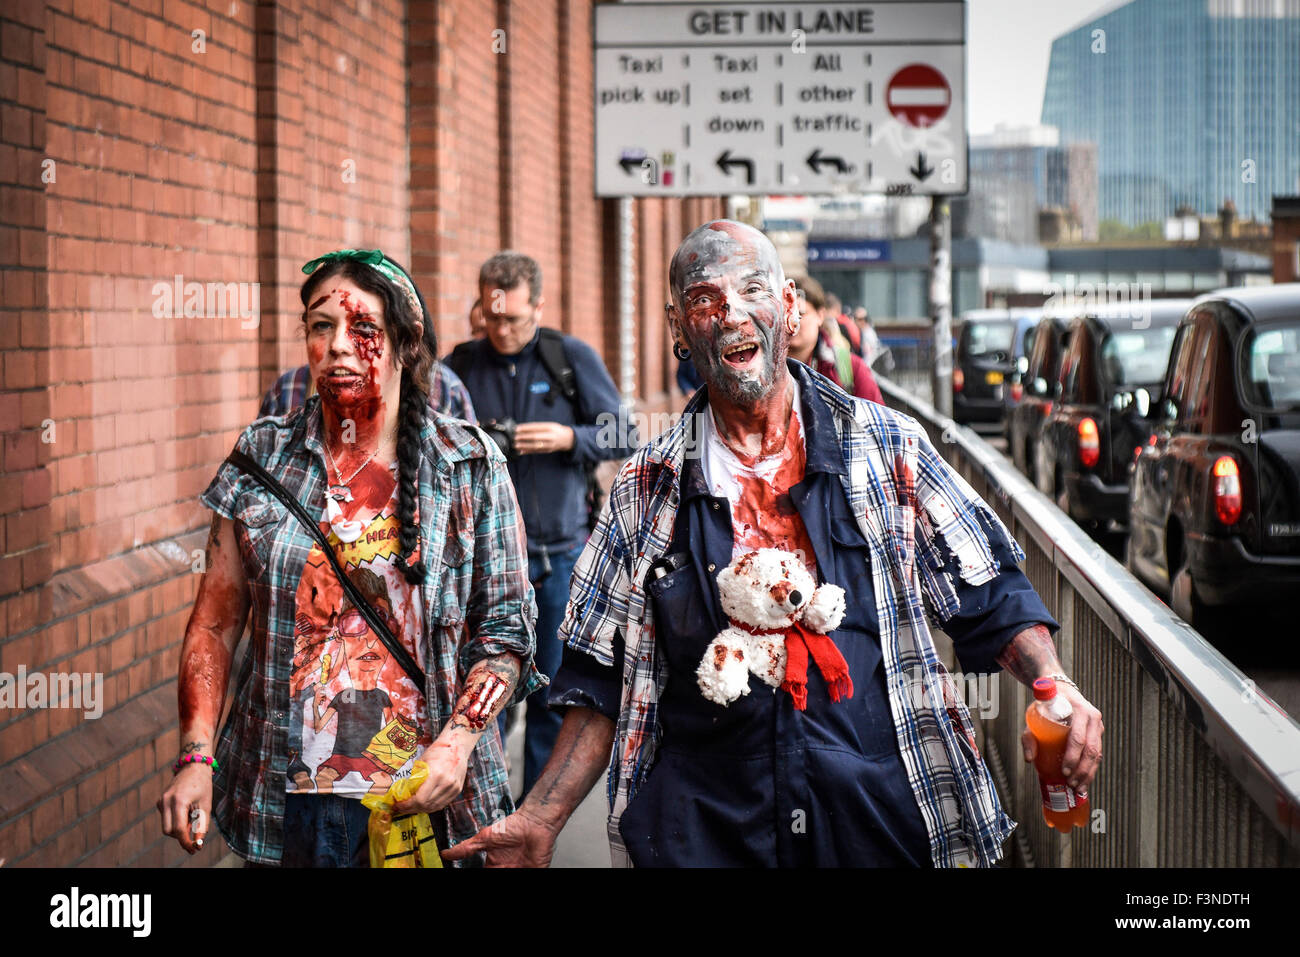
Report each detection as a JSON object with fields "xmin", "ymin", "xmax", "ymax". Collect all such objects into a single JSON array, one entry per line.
[{"xmin": 1025, "ymin": 677, "xmax": 1090, "ymax": 831}]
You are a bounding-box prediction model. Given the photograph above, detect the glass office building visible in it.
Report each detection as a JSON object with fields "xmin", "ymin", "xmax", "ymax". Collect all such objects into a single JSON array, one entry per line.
[{"xmin": 1041, "ymin": 0, "xmax": 1300, "ymax": 227}]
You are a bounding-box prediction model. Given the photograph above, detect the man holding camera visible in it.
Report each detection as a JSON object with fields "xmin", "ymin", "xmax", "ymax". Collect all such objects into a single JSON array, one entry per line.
[{"xmin": 447, "ymin": 251, "xmax": 637, "ymax": 798}]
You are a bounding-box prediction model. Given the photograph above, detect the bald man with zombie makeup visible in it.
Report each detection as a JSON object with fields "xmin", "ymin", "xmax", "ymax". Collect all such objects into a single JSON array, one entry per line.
[{"xmin": 445, "ymin": 222, "xmax": 1104, "ymax": 868}]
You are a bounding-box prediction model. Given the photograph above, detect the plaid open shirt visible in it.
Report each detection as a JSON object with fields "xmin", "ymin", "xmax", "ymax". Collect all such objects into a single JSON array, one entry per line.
[
  {"xmin": 201, "ymin": 396, "xmax": 541, "ymax": 866},
  {"xmin": 558, "ymin": 361, "xmax": 1021, "ymax": 867}
]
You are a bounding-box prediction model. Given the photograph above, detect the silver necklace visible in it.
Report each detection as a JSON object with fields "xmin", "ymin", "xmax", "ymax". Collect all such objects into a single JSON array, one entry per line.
[{"xmin": 324, "ymin": 442, "xmax": 379, "ymax": 503}]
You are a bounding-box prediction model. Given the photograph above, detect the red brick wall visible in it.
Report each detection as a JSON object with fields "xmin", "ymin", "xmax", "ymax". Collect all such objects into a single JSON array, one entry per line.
[{"xmin": 0, "ymin": 0, "xmax": 720, "ymax": 868}]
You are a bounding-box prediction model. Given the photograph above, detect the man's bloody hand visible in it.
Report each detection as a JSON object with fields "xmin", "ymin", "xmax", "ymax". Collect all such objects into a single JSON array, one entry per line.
[{"xmin": 440, "ymin": 806, "xmax": 556, "ymax": 867}]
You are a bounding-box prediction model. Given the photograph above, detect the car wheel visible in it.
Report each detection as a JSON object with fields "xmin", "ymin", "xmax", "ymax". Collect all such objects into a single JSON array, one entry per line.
[
  {"xmin": 1054, "ymin": 475, "xmax": 1070, "ymax": 517},
  {"xmin": 1170, "ymin": 557, "xmax": 1223, "ymax": 637},
  {"xmin": 1036, "ymin": 448, "xmax": 1053, "ymax": 498}
]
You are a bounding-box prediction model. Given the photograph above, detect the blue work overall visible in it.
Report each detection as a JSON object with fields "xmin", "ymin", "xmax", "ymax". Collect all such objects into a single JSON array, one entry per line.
[{"xmin": 616, "ymin": 445, "xmax": 935, "ymax": 868}]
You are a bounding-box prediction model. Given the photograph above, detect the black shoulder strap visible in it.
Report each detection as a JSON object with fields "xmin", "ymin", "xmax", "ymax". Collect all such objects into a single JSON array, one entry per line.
[
  {"xmin": 224, "ymin": 449, "xmax": 425, "ymax": 691},
  {"xmin": 535, "ymin": 328, "xmax": 578, "ymax": 406},
  {"xmin": 444, "ymin": 339, "xmax": 478, "ymax": 381}
]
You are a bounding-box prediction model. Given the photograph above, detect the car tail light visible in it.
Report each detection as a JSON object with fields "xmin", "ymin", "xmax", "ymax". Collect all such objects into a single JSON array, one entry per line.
[
  {"xmin": 1044, "ymin": 401, "xmax": 1052, "ymax": 416},
  {"xmin": 1077, "ymin": 417, "xmax": 1100, "ymax": 468},
  {"xmin": 1010, "ymin": 381, "xmax": 1023, "ymax": 402},
  {"xmin": 1212, "ymin": 456, "xmax": 1241, "ymax": 525},
  {"xmin": 953, "ymin": 368, "xmax": 964, "ymax": 392}
]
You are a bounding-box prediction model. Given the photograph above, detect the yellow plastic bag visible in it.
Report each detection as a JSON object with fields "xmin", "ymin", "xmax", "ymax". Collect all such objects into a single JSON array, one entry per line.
[{"xmin": 360, "ymin": 761, "xmax": 444, "ymax": 868}]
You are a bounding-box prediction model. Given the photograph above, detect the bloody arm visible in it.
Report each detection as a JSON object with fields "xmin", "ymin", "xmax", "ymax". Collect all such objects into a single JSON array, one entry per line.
[
  {"xmin": 439, "ymin": 705, "xmax": 615, "ymax": 865},
  {"xmin": 447, "ymin": 653, "xmax": 521, "ymax": 736},
  {"xmin": 394, "ymin": 653, "xmax": 522, "ymax": 814},
  {"xmin": 160, "ymin": 513, "xmax": 251, "ymax": 853},
  {"xmin": 177, "ymin": 514, "xmax": 252, "ymax": 759},
  {"xmin": 993, "ymin": 623, "xmax": 1061, "ymax": 684},
  {"xmin": 517, "ymin": 706, "xmax": 615, "ymax": 834}
]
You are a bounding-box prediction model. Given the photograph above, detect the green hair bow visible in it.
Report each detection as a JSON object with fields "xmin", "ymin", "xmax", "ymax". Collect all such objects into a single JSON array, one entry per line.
[{"xmin": 301, "ymin": 248, "xmax": 423, "ymax": 321}]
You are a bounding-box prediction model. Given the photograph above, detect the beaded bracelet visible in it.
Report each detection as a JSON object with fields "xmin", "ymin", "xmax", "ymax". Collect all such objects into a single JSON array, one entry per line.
[{"xmin": 173, "ymin": 754, "xmax": 220, "ymax": 774}]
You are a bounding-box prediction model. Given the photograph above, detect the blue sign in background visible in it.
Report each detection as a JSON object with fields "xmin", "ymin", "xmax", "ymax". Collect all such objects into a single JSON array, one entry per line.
[{"xmin": 807, "ymin": 240, "xmax": 891, "ymax": 265}]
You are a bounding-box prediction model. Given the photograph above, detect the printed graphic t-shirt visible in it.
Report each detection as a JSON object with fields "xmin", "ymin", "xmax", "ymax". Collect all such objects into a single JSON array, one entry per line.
[
  {"xmin": 285, "ymin": 459, "xmax": 432, "ymax": 798},
  {"xmin": 701, "ymin": 378, "xmax": 818, "ymax": 574}
]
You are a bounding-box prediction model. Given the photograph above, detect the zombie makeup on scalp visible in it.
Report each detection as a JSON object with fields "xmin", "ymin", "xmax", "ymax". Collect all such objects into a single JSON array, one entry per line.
[{"xmin": 672, "ymin": 224, "xmax": 796, "ymax": 451}]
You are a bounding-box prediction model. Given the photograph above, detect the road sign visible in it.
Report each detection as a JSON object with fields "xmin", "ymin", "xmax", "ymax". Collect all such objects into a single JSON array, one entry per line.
[
  {"xmin": 594, "ymin": 1, "xmax": 968, "ymax": 198},
  {"xmin": 885, "ymin": 63, "xmax": 951, "ymax": 127}
]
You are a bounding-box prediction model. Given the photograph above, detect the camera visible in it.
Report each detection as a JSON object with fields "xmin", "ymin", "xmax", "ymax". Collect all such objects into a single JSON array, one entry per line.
[{"xmin": 481, "ymin": 417, "xmax": 518, "ymax": 458}]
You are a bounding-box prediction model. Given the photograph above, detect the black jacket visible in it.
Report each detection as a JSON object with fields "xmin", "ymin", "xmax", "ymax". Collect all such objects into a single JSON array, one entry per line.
[{"xmin": 449, "ymin": 329, "xmax": 637, "ymax": 557}]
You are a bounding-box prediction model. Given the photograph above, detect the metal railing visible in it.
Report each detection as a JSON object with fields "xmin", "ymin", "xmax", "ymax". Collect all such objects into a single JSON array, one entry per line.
[{"xmin": 879, "ymin": 376, "xmax": 1300, "ymax": 867}]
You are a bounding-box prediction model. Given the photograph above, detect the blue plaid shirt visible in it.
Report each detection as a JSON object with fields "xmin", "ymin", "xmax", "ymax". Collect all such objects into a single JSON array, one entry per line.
[
  {"xmin": 201, "ymin": 396, "xmax": 541, "ymax": 865},
  {"xmin": 259, "ymin": 362, "xmax": 477, "ymax": 424},
  {"xmin": 559, "ymin": 360, "xmax": 1022, "ymax": 867}
]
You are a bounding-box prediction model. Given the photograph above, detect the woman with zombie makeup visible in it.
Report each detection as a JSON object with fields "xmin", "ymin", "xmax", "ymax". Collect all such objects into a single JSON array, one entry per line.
[{"xmin": 158, "ymin": 249, "xmax": 542, "ymax": 867}]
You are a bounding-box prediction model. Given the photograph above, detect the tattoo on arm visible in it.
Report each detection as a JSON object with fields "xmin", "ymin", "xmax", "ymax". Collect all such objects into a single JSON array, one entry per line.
[
  {"xmin": 181, "ymin": 741, "xmax": 207, "ymax": 756},
  {"xmin": 451, "ymin": 656, "xmax": 520, "ymax": 732},
  {"xmin": 995, "ymin": 624, "xmax": 1061, "ymax": 686},
  {"xmin": 537, "ymin": 708, "xmax": 599, "ymax": 808}
]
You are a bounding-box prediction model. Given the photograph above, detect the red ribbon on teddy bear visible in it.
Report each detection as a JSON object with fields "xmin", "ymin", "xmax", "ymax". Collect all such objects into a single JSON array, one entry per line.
[{"xmin": 738, "ymin": 620, "xmax": 854, "ymax": 711}]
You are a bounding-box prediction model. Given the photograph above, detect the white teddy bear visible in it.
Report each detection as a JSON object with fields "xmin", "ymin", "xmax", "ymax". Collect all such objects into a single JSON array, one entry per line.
[{"xmin": 696, "ymin": 548, "xmax": 848, "ymax": 708}]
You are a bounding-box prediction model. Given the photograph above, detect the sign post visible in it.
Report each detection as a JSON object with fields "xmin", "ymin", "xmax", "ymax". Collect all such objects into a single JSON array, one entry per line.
[{"xmin": 928, "ymin": 197, "xmax": 953, "ymax": 416}]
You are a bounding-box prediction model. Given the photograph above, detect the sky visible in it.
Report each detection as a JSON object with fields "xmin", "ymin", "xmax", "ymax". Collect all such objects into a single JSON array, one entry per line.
[{"xmin": 967, "ymin": 0, "xmax": 1120, "ymax": 135}]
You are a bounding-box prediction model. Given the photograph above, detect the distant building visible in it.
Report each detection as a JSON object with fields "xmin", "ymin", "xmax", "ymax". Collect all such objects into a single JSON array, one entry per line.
[
  {"xmin": 952, "ymin": 125, "xmax": 1099, "ymax": 243},
  {"xmin": 1042, "ymin": 0, "xmax": 1300, "ymax": 227},
  {"xmin": 808, "ymin": 236, "xmax": 1270, "ymax": 322},
  {"xmin": 1273, "ymin": 196, "xmax": 1300, "ymax": 283}
]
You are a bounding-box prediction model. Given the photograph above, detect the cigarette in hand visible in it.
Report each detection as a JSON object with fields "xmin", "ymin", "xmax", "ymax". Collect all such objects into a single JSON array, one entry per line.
[{"xmin": 189, "ymin": 807, "xmax": 207, "ymax": 849}]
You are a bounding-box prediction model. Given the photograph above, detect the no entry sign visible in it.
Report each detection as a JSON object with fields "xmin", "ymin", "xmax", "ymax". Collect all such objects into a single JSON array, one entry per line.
[{"xmin": 886, "ymin": 64, "xmax": 951, "ymax": 128}]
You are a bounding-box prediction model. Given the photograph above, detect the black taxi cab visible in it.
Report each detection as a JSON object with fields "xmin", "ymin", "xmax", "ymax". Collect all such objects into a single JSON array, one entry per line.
[{"xmin": 1126, "ymin": 284, "xmax": 1300, "ymax": 629}]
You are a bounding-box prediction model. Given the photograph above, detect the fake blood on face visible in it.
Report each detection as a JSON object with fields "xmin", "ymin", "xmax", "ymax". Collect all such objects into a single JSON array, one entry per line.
[{"xmin": 308, "ymin": 287, "xmax": 394, "ymax": 462}]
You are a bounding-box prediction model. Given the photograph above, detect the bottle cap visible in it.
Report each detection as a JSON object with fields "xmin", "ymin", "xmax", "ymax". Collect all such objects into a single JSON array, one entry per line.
[{"xmin": 1032, "ymin": 677, "xmax": 1057, "ymax": 700}]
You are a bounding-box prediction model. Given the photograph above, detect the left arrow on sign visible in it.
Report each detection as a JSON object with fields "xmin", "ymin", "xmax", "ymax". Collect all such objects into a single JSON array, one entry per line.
[
  {"xmin": 716, "ymin": 149, "xmax": 755, "ymax": 185},
  {"xmin": 806, "ymin": 148, "xmax": 848, "ymax": 175}
]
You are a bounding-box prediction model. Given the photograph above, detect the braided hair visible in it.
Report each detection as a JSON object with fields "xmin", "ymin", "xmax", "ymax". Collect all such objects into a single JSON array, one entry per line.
[{"xmin": 299, "ymin": 258, "xmax": 433, "ymax": 585}]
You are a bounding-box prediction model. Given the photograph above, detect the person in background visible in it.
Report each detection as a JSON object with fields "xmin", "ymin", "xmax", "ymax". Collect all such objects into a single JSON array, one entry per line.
[
  {"xmin": 444, "ymin": 251, "xmax": 638, "ymax": 800},
  {"xmin": 469, "ymin": 298, "xmax": 486, "ymax": 339},
  {"xmin": 853, "ymin": 305, "xmax": 891, "ymax": 373},
  {"xmin": 260, "ymin": 259, "xmax": 476, "ymax": 425},
  {"xmin": 791, "ymin": 276, "xmax": 883, "ymax": 404},
  {"xmin": 825, "ymin": 291, "xmax": 862, "ymax": 356}
]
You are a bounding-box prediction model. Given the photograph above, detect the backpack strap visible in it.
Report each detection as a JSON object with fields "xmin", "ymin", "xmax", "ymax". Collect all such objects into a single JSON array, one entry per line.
[{"xmin": 535, "ymin": 328, "xmax": 578, "ymax": 407}]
